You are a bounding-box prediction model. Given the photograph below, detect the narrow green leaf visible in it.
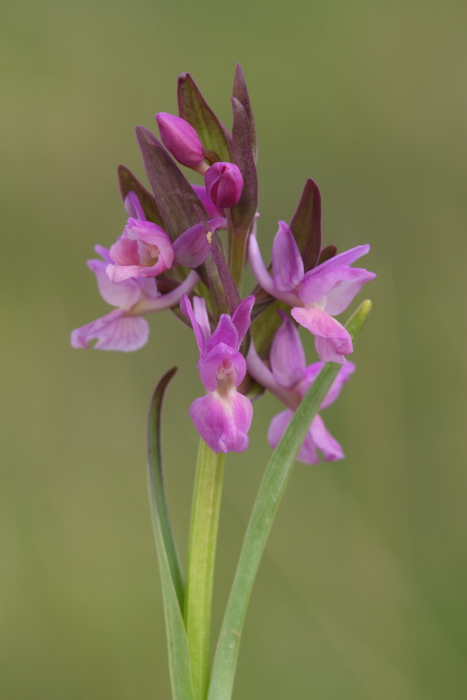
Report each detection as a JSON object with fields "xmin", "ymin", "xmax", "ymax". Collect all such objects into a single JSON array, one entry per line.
[
  {"xmin": 118, "ymin": 164, "xmax": 165, "ymax": 228},
  {"xmin": 208, "ymin": 301, "xmax": 372, "ymax": 700},
  {"xmin": 290, "ymin": 178, "xmax": 322, "ymax": 272},
  {"xmin": 136, "ymin": 125, "xmax": 206, "ymax": 240},
  {"xmin": 178, "ymin": 73, "xmax": 233, "ymax": 163},
  {"xmin": 232, "ymin": 64, "xmax": 257, "ymax": 163},
  {"xmin": 147, "ymin": 368, "xmax": 194, "ymax": 700}
]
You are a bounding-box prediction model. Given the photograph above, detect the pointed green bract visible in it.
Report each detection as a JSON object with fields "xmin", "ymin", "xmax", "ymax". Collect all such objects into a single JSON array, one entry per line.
[
  {"xmin": 178, "ymin": 73, "xmax": 233, "ymax": 163},
  {"xmin": 118, "ymin": 164, "xmax": 165, "ymax": 228},
  {"xmin": 136, "ymin": 125, "xmax": 206, "ymax": 240},
  {"xmin": 147, "ymin": 368, "xmax": 195, "ymax": 700},
  {"xmin": 232, "ymin": 64, "xmax": 257, "ymax": 163},
  {"xmin": 207, "ymin": 301, "xmax": 372, "ymax": 700},
  {"xmin": 290, "ymin": 178, "xmax": 322, "ymax": 272}
]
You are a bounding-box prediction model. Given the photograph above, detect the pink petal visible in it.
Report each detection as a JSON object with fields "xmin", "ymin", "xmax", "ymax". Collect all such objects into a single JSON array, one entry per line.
[
  {"xmin": 272, "ymin": 221, "xmax": 304, "ymax": 292},
  {"xmin": 267, "ymin": 409, "xmax": 294, "ymax": 449},
  {"xmin": 189, "ymin": 390, "xmax": 253, "ymax": 453},
  {"xmin": 309, "ymin": 414, "xmax": 344, "ymax": 461},
  {"xmin": 70, "ymin": 309, "xmax": 149, "ymax": 352},
  {"xmin": 172, "ymin": 218, "xmax": 226, "ymax": 268},
  {"xmin": 180, "ymin": 293, "xmax": 205, "ymax": 355},
  {"xmin": 191, "ymin": 184, "xmax": 225, "ymax": 219},
  {"xmin": 249, "ymin": 233, "xmax": 301, "ymax": 306},
  {"xmin": 296, "ymin": 426, "xmax": 319, "ymax": 464},
  {"xmin": 270, "ymin": 311, "xmax": 305, "ymax": 388},
  {"xmin": 87, "ymin": 259, "xmax": 141, "ymax": 308},
  {"xmin": 135, "ymin": 271, "xmax": 200, "ymax": 314},
  {"xmin": 94, "ymin": 245, "xmax": 112, "ymax": 263},
  {"xmin": 291, "ymin": 306, "xmax": 352, "ymax": 364},
  {"xmin": 314, "ymin": 244, "xmax": 371, "ymax": 272},
  {"xmin": 320, "ymin": 361, "xmax": 355, "ymax": 409},
  {"xmin": 124, "ymin": 192, "xmax": 146, "ymax": 220},
  {"xmin": 193, "ymin": 296, "xmax": 211, "ymax": 342},
  {"xmin": 231, "ymin": 296, "xmax": 255, "ymax": 346},
  {"xmin": 109, "ymin": 237, "xmax": 140, "ymax": 266},
  {"xmin": 299, "ymin": 266, "xmax": 375, "ymax": 315},
  {"xmin": 199, "ymin": 344, "xmax": 246, "ymax": 391},
  {"xmin": 205, "ymin": 315, "xmax": 238, "ymax": 354},
  {"xmin": 247, "ymin": 342, "xmax": 297, "ymax": 409},
  {"xmin": 106, "ymin": 263, "xmax": 147, "ymax": 283}
]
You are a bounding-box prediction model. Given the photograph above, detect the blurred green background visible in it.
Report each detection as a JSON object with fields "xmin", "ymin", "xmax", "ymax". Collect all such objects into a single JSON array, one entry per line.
[{"xmin": 2, "ymin": 0, "xmax": 467, "ymax": 697}]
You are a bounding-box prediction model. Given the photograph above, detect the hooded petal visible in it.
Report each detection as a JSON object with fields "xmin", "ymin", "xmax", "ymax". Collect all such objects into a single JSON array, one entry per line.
[
  {"xmin": 291, "ymin": 306, "xmax": 352, "ymax": 364},
  {"xmin": 189, "ymin": 390, "xmax": 253, "ymax": 453},
  {"xmin": 86, "ymin": 259, "xmax": 141, "ymax": 308},
  {"xmin": 191, "ymin": 184, "xmax": 225, "ymax": 219},
  {"xmin": 205, "ymin": 315, "xmax": 238, "ymax": 354},
  {"xmin": 199, "ymin": 344, "xmax": 246, "ymax": 391},
  {"xmin": 231, "ymin": 296, "xmax": 255, "ymax": 346},
  {"xmin": 172, "ymin": 218, "xmax": 226, "ymax": 268},
  {"xmin": 272, "ymin": 221, "xmax": 304, "ymax": 292},
  {"xmin": 309, "ymin": 414, "xmax": 344, "ymax": 461},
  {"xmin": 270, "ymin": 311, "xmax": 306, "ymax": 389},
  {"xmin": 70, "ymin": 309, "xmax": 149, "ymax": 352}
]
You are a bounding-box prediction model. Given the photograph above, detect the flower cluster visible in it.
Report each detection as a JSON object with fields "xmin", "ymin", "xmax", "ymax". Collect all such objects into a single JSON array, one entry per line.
[{"xmin": 72, "ymin": 66, "xmax": 375, "ymax": 457}]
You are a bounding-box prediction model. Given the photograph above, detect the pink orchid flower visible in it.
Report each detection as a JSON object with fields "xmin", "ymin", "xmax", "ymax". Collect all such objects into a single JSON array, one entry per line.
[
  {"xmin": 106, "ymin": 192, "xmax": 226, "ymax": 283},
  {"xmin": 71, "ymin": 246, "xmax": 199, "ymax": 352},
  {"xmin": 249, "ymin": 221, "xmax": 375, "ymax": 363},
  {"xmin": 181, "ymin": 294, "xmax": 255, "ymax": 454},
  {"xmin": 247, "ymin": 311, "xmax": 355, "ymax": 464}
]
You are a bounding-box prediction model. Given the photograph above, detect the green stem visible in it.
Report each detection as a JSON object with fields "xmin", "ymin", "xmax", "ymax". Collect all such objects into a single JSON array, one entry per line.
[{"xmin": 184, "ymin": 439, "xmax": 226, "ymax": 700}]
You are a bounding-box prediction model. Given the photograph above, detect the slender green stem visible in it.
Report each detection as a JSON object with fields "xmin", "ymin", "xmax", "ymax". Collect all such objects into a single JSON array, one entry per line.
[{"xmin": 184, "ymin": 439, "xmax": 226, "ymax": 700}]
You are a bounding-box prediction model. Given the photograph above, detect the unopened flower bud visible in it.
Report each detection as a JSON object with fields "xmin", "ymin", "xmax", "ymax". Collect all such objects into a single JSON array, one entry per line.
[
  {"xmin": 204, "ymin": 162, "xmax": 244, "ymax": 209},
  {"xmin": 155, "ymin": 113, "xmax": 204, "ymax": 168}
]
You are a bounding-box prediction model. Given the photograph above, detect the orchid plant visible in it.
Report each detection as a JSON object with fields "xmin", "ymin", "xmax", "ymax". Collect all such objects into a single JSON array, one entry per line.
[{"xmin": 71, "ymin": 66, "xmax": 375, "ymax": 700}]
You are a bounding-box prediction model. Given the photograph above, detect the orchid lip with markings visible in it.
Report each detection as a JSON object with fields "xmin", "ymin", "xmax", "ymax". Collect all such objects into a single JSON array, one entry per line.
[
  {"xmin": 181, "ymin": 294, "xmax": 255, "ymax": 453},
  {"xmin": 249, "ymin": 220, "xmax": 376, "ymax": 363}
]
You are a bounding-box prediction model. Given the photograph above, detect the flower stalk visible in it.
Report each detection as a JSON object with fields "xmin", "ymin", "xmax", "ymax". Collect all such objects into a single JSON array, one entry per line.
[{"xmin": 184, "ymin": 440, "xmax": 226, "ymax": 700}]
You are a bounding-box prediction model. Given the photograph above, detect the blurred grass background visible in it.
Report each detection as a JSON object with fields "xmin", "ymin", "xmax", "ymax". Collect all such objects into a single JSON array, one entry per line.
[{"xmin": 1, "ymin": 0, "xmax": 467, "ymax": 697}]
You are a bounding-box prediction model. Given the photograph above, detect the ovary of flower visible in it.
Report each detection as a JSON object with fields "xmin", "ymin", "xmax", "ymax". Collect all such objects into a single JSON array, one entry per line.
[
  {"xmin": 249, "ymin": 221, "xmax": 376, "ymax": 364},
  {"xmin": 181, "ymin": 294, "xmax": 255, "ymax": 454}
]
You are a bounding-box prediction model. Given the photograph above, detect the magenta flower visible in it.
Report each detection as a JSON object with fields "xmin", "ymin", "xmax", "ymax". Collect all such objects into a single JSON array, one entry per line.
[
  {"xmin": 204, "ymin": 162, "xmax": 244, "ymax": 209},
  {"xmin": 181, "ymin": 294, "xmax": 255, "ymax": 454},
  {"xmin": 155, "ymin": 112, "xmax": 205, "ymax": 170},
  {"xmin": 249, "ymin": 221, "xmax": 376, "ymax": 363},
  {"xmin": 106, "ymin": 192, "xmax": 226, "ymax": 282},
  {"xmin": 71, "ymin": 246, "xmax": 199, "ymax": 352},
  {"xmin": 247, "ymin": 311, "xmax": 355, "ymax": 464}
]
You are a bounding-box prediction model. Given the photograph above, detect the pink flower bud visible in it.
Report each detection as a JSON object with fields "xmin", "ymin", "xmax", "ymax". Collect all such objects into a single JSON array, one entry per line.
[
  {"xmin": 204, "ymin": 162, "xmax": 244, "ymax": 209},
  {"xmin": 155, "ymin": 113, "xmax": 204, "ymax": 168}
]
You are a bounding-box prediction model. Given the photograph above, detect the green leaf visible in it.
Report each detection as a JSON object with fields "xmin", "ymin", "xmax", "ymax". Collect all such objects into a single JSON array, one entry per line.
[
  {"xmin": 136, "ymin": 126, "xmax": 206, "ymax": 240},
  {"xmin": 290, "ymin": 178, "xmax": 322, "ymax": 272},
  {"xmin": 178, "ymin": 73, "xmax": 233, "ymax": 163},
  {"xmin": 208, "ymin": 301, "xmax": 372, "ymax": 700},
  {"xmin": 147, "ymin": 368, "xmax": 194, "ymax": 700},
  {"xmin": 118, "ymin": 164, "xmax": 165, "ymax": 228}
]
